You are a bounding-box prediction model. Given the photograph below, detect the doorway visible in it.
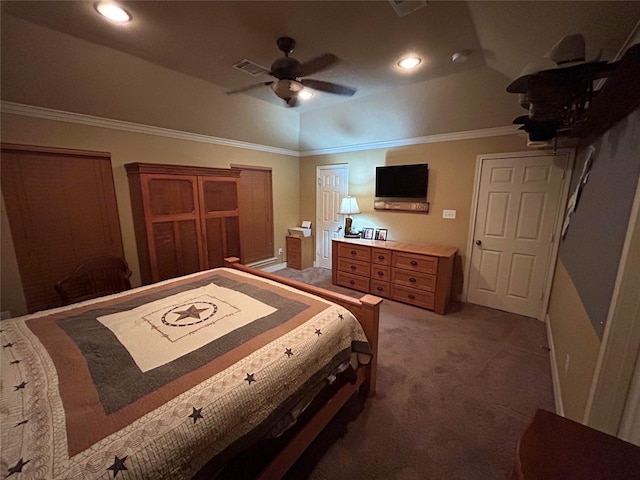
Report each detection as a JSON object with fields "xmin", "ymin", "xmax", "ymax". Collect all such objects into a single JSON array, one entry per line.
[
  {"xmin": 465, "ymin": 150, "xmax": 572, "ymax": 319},
  {"xmin": 315, "ymin": 164, "xmax": 349, "ymax": 269}
]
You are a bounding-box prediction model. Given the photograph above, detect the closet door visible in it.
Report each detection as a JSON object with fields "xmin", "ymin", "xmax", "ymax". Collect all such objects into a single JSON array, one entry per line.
[
  {"xmin": 143, "ymin": 174, "xmax": 203, "ymax": 281},
  {"xmin": 199, "ymin": 176, "xmax": 241, "ymax": 268},
  {"xmin": 234, "ymin": 165, "xmax": 274, "ymax": 265},
  {"xmin": 1, "ymin": 144, "xmax": 123, "ymax": 313}
]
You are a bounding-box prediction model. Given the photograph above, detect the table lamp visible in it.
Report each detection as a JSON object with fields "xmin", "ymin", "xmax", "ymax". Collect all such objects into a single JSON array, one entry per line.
[{"xmin": 339, "ymin": 196, "xmax": 361, "ymax": 238}]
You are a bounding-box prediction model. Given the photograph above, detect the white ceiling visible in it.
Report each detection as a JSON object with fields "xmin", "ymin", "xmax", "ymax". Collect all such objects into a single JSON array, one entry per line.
[{"xmin": 3, "ymin": 1, "xmax": 639, "ymax": 112}]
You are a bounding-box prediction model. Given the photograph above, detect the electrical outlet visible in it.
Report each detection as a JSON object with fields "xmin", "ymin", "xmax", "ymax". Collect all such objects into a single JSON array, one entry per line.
[
  {"xmin": 278, "ymin": 247, "xmax": 283, "ymax": 255},
  {"xmin": 442, "ymin": 209, "xmax": 457, "ymax": 219}
]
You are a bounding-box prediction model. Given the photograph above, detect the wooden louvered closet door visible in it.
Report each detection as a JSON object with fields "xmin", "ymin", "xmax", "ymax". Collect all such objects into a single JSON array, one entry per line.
[
  {"xmin": 143, "ymin": 174, "xmax": 203, "ymax": 282},
  {"xmin": 126, "ymin": 163, "xmax": 241, "ymax": 285},
  {"xmin": 1, "ymin": 144, "xmax": 124, "ymax": 313},
  {"xmin": 199, "ymin": 176, "xmax": 241, "ymax": 268}
]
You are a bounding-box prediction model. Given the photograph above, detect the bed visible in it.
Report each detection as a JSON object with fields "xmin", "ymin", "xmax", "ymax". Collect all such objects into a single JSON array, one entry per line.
[{"xmin": 0, "ymin": 258, "xmax": 381, "ymax": 479}]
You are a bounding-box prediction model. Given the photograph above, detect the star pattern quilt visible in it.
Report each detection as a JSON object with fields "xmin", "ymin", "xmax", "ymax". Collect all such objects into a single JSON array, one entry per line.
[{"xmin": 0, "ymin": 268, "xmax": 371, "ymax": 479}]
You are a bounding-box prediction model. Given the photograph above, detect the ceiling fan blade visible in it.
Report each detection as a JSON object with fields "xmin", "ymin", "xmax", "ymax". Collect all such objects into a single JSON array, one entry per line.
[
  {"xmin": 226, "ymin": 81, "xmax": 274, "ymax": 95},
  {"xmin": 300, "ymin": 79, "xmax": 356, "ymax": 96},
  {"xmin": 299, "ymin": 53, "xmax": 339, "ymax": 77}
]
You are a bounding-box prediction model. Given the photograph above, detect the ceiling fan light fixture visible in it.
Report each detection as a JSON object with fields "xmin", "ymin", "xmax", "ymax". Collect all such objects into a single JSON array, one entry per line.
[
  {"xmin": 95, "ymin": 2, "xmax": 131, "ymax": 23},
  {"xmin": 298, "ymin": 89, "xmax": 314, "ymax": 100},
  {"xmin": 271, "ymin": 79, "xmax": 303, "ymax": 100},
  {"xmin": 398, "ymin": 56, "xmax": 422, "ymax": 69}
]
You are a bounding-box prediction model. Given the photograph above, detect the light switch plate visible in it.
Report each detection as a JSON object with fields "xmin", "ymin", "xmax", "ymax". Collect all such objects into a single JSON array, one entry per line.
[{"xmin": 443, "ymin": 209, "xmax": 457, "ymax": 219}]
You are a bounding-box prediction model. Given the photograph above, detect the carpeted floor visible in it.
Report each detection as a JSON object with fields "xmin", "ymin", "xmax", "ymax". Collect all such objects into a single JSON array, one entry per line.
[{"xmin": 271, "ymin": 267, "xmax": 555, "ymax": 480}]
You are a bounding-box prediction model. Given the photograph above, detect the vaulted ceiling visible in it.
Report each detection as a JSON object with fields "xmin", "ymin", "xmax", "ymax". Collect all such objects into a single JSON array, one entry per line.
[{"xmin": 2, "ymin": 1, "xmax": 639, "ymax": 152}]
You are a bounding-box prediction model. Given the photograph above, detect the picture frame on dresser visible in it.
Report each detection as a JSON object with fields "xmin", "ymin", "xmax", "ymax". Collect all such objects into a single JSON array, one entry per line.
[
  {"xmin": 363, "ymin": 227, "xmax": 374, "ymax": 240},
  {"xmin": 375, "ymin": 228, "xmax": 388, "ymax": 241}
]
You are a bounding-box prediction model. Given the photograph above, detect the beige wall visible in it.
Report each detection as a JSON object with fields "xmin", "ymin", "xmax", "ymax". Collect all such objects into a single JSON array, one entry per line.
[
  {"xmin": 300, "ymin": 133, "xmax": 526, "ymax": 292},
  {"xmin": 1, "ymin": 113, "xmax": 300, "ymax": 316},
  {"xmin": 546, "ymin": 106, "xmax": 640, "ymax": 427},
  {"xmin": 547, "ymin": 260, "xmax": 601, "ymax": 420}
]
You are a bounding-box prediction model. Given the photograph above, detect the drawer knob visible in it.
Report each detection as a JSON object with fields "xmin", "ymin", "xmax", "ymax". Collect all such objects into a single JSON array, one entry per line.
[
  {"xmin": 410, "ymin": 260, "xmax": 418, "ymax": 266},
  {"xmin": 377, "ymin": 286, "xmax": 383, "ymax": 292},
  {"xmin": 349, "ymin": 280, "xmax": 355, "ymax": 285},
  {"xmin": 351, "ymin": 250, "xmax": 357, "ymax": 255},
  {"xmin": 410, "ymin": 277, "xmax": 416, "ymax": 283},
  {"xmin": 378, "ymin": 255, "xmax": 385, "ymax": 260},
  {"xmin": 377, "ymin": 271, "xmax": 384, "ymax": 276},
  {"xmin": 351, "ymin": 265, "xmax": 356, "ymax": 270},
  {"xmin": 408, "ymin": 294, "xmax": 415, "ymax": 300}
]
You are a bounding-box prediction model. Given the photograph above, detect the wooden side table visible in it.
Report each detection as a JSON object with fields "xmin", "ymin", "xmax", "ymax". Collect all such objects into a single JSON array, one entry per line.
[
  {"xmin": 286, "ymin": 236, "xmax": 314, "ymax": 270},
  {"xmin": 512, "ymin": 409, "xmax": 640, "ymax": 479}
]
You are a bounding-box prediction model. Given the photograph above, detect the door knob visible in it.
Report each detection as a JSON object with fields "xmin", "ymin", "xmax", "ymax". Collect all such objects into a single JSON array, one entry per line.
[{"xmin": 475, "ymin": 240, "xmax": 482, "ymax": 246}]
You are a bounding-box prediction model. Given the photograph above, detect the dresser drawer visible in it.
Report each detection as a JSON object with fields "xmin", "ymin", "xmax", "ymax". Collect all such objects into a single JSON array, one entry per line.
[
  {"xmin": 370, "ymin": 280, "xmax": 390, "ymax": 297},
  {"xmin": 337, "ymin": 257, "xmax": 370, "ymax": 277},
  {"xmin": 372, "ymin": 248, "xmax": 391, "ymax": 266},
  {"xmin": 337, "ymin": 243, "xmax": 372, "ymax": 262},
  {"xmin": 287, "ymin": 237, "xmax": 301, "ymax": 254},
  {"xmin": 391, "ymin": 285, "xmax": 435, "ymax": 310},
  {"xmin": 370, "ymin": 265, "xmax": 391, "ymax": 283},
  {"xmin": 393, "ymin": 252, "xmax": 437, "ymax": 274},
  {"xmin": 392, "ymin": 269, "xmax": 436, "ymax": 292},
  {"xmin": 337, "ymin": 271, "xmax": 370, "ymax": 293}
]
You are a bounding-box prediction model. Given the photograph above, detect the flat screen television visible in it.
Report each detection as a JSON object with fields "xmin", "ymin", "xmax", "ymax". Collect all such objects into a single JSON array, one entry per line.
[{"xmin": 375, "ymin": 163, "xmax": 429, "ymax": 199}]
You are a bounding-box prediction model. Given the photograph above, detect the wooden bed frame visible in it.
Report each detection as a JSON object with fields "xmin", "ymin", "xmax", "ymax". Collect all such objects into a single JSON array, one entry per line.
[{"xmin": 224, "ymin": 258, "xmax": 382, "ymax": 479}]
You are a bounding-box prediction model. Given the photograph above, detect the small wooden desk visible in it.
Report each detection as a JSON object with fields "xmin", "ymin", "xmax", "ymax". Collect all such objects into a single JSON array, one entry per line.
[{"xmin": 512, "ymin": 409, "xmax": 640, "ymax": 479}]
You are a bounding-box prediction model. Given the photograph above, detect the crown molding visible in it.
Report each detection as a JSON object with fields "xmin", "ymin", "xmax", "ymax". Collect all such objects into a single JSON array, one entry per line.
[
  {"xmin": 0, "ymin": 101, "xmax": 299, "ymax": 157},
  {"xmin": 2, "ymin": 101, "xmax": 518, "ymax": 157},
  {"xmin": 299, "ymin": 125, "xmax": 519, "ymax": 156}
]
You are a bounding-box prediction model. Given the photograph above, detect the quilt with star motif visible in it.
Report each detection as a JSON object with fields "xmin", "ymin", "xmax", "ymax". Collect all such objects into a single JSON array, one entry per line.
[{"xmin": 0, "ymin": 267, "xmax": 371, "ymax": 479}]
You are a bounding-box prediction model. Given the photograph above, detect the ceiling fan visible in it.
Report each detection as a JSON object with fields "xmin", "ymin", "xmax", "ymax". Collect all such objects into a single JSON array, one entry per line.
[{"xmin": 226, "ymin": 36, "xmax": 356, "ymax": 107}]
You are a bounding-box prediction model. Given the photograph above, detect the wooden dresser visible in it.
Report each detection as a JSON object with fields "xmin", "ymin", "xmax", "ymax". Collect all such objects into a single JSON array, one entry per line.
[
  {"xmin": 332, "ymin": 238, "xmax": 458, "ymax": 314},
  {"xmin": 286, "ymin": 236, "xmax": 314, "ymax": 270}
]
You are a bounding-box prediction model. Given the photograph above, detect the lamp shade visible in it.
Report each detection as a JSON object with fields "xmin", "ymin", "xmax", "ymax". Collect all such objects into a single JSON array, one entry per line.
[{"xmin": 338, "ymin": 196, "xmax": 361, "ymax": 215}]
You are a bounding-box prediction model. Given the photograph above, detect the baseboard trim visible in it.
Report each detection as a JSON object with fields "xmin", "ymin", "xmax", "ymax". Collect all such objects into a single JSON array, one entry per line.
[
  {"xmin": 261, "ymin": 262, "xmax": 287, "ymax": 273},
  {"xmin": 246, "ymin": 257, "xmax": 278, "ymax": 269},
  {"xmin": 546, "ymin": 313, "xmax": 564, "ymax": 416}
]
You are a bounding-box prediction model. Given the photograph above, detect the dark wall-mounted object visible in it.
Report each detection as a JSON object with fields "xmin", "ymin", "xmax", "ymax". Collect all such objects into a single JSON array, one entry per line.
[
  {"xmin": 570, "ymin": 43, "xmax": 640, "ymax": 140},
  {"xmin": 375, "ymin": 163, "xmax": 429, "ymax": 199},
  {"xmin": 506, "ymin": 42, "xmax": 640, "ymax": 144}
]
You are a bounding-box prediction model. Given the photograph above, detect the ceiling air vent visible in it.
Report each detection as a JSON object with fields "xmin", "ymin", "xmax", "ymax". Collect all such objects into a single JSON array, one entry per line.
[
  {"xmin": 232, "ymin": 59, "xmax": 271, "ymax": 76},
  {"xmin": 388, "ymin": 0, "xmax": 427, "ymax": 17}
]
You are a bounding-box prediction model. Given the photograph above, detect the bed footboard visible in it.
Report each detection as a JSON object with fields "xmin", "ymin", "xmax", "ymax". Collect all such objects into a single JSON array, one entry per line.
[
  {"xmin": 224, "ymin": 257, "xmax": 381, "ymax": 396},
  {"xmin": 223, "ymin": 257, "xmax": 381, "ymax": 479}
]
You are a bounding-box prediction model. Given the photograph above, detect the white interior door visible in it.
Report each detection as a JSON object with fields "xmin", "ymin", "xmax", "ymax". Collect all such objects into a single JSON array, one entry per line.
[
  {"xmin": 316, "ymin": 165, "xmax": 348, "ymax": 269},
  {"xmin": 467, "ymin": 152, "xmax": 569, "ymax": 318}
]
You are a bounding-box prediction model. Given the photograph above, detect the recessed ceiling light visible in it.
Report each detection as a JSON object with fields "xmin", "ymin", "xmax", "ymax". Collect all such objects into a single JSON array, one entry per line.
[
  {"xmin": 95, "ymin": 2, "xmax": 131, "ymax": 23},
  {"xmin": 398, "ymin": 56, "xmax": 422, "ymax": 69}
]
